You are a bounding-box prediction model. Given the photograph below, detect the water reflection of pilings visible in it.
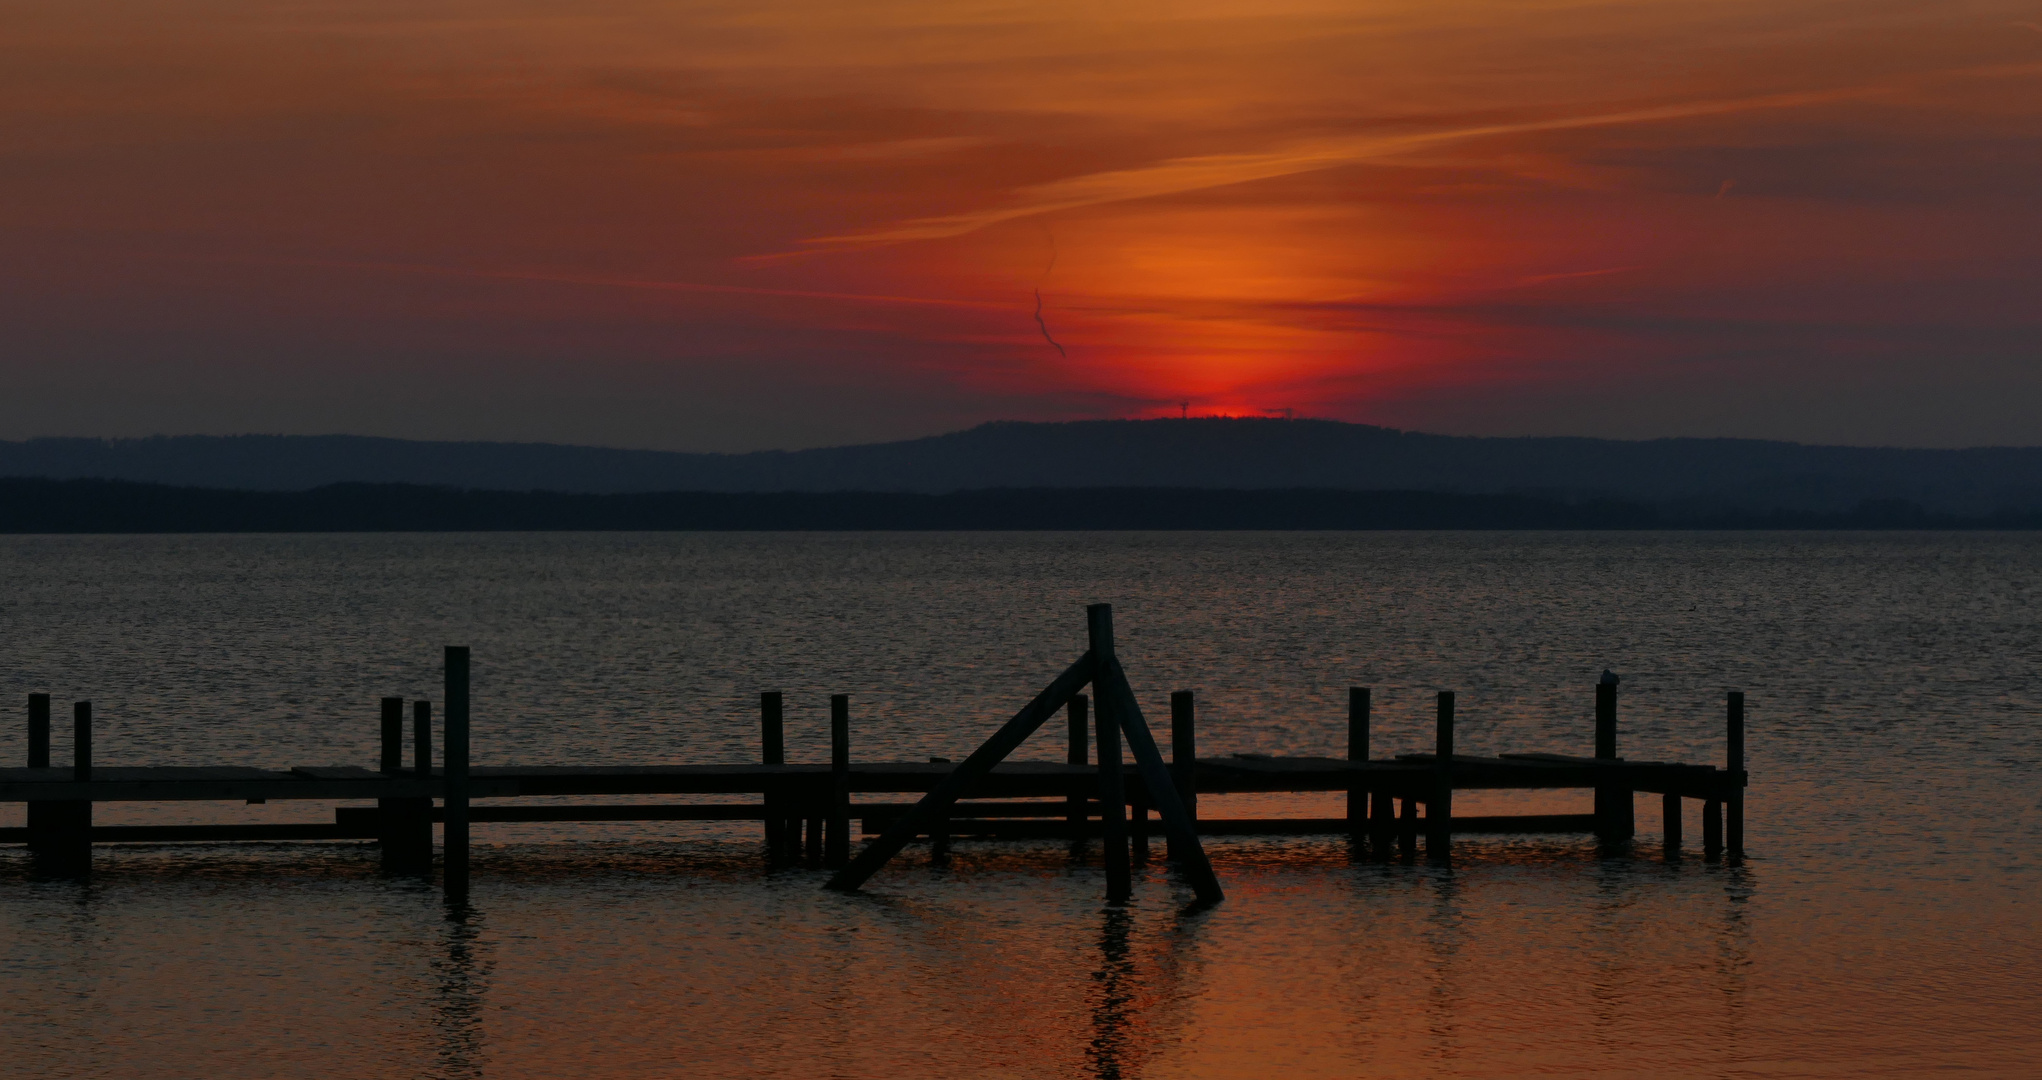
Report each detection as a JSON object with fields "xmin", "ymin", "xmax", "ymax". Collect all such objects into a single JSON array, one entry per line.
[
  {"xmin": 1087, "ymin": 906, "xmax": 1137, "ymax": 1080},
  {"xmin": 430, "ymin": 900, "xmax": 490, "ymax": 1080}
]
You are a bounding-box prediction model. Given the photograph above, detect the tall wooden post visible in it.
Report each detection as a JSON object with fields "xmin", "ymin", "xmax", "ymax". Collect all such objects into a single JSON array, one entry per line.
[
  {"xmin": 760, "ymin": 691, "xmax": 786, "ymax": 857},
  {"xmin": 1168, "ymin": 690, "xmax": 1195, "ymax": 860},
  {"xmin": 28, "ymin": 693, "xmax": 50, "ymax": 767},
  {"xmin": 377, "ymin": 696, "xmax": 406, "ymax": 862},
  {"xmin": 25, "ymin": 694, "xmax": 56, "ymax": 857},
  {"xmin": 1098, "ymin": 700, "xmax": 1128, "ymax": 901},
  {"xmin": 383, "ymin": 698, "xmax": 435, "ymax": 872},
  {"xmin": 826, "ymin": 694, "xmax": 850, "ymax": 869},
  {"xmin": 1091, "ymin": 608, "xmax": 1130, "ymax": 904},
  {"xmin": 1727, "ymin": 691, "xmax": 1745, "ymax": 860},
  {"xmin": 1594, "ymin": 676, "xmax": 1633, "ymax": 844},
  {"xmin": 1428, "ymin": 692, "xmax": 1453, "ymax": 863},
  {"xmin": 444, "ymin": 647, "xmax": 471, "ymax": 899},
  {"xmin": 1066, "ymin": 694, "xmax": 1089, "ymax": 840},
  {"xmin": 1347, "ymin": 687, "xmax": 1369, "ymax": 844}
]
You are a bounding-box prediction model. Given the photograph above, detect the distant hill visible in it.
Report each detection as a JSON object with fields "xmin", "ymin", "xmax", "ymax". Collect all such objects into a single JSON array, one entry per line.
[{"xmin": 5, "ymin": 419, "xmax": 2042, "ymax": 515}]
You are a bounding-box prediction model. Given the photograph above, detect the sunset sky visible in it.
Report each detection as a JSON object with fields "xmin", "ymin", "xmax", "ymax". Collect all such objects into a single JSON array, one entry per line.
[{"xmin": 3, "ymin": 0, "xmax": 2039, "ymax": 450}]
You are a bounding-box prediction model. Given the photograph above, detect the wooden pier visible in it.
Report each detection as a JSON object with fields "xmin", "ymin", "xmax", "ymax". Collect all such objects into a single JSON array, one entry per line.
[{"xmin": 1, "ymin": 606, "xmax": 1749, "ymax": 901}]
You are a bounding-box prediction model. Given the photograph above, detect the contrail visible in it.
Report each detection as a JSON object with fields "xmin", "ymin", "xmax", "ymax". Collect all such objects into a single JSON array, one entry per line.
[{"xmin": 1033, "ymin": 289, "xmax": 1066, "ymax": 358}]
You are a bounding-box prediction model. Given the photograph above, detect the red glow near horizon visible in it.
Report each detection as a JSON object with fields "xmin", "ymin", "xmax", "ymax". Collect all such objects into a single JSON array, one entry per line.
[{"xmin": 1, "ymin": 0, "xmax": 2039, "ymax": 448}]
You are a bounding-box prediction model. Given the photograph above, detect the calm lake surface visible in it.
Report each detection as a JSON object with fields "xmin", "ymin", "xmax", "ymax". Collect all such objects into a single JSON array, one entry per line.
[{"xmin": 1, "ymin": 532, "xmax": 2038, "ymax": 1078}]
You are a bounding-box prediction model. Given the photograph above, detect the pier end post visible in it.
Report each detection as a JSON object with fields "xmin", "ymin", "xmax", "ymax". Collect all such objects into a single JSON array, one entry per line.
[
  {"xmin": 1593, "ymin": 675, "xmax": 1633, "ymax": 845},
  {"xmin": 1347, "ymin": 687, "xmax": 1369, "ymax": 846},
  {"xmin": 1427, "ymin": 691, "xmax": 1453, "ymax": 863},
  {"xmin": 1091, "ymin": 606, "xmax": 1131, "ymax": 904},
  {"xmin": 444, "ymin": 648, "xmax": 471, "ymax": 900},
  {"xmin": 826, "ymin": 694, "xmax": 850, "ymax": 869},
  {"xmin": 1169, "ymin": 690, "xmax": 1196, "ymax": 860},
  {"xmin": 760, "ymin": 692, "xmax": 786, "ymax": 858},
  {"xmin": 1727, "ymin": 690, "xmax": 1745, "ymax": 860}
]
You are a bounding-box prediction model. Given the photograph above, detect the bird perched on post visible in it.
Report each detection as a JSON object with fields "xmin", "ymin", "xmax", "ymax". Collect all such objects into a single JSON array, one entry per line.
[{"xmin": 1599, "ymin": 669, "xmax": 1621, "ymax": 686}]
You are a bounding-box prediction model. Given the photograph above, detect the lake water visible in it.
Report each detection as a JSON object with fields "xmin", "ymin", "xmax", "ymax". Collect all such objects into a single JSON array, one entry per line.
[{"xmin": 1, "ymin": 532, "xmax": 2038, "ymax": 1078}]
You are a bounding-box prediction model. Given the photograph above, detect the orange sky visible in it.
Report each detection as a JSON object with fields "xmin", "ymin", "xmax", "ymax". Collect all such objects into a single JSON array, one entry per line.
[{"xmin": 2, "ymin": 0, "xmax": 2039, "ymax": 449}]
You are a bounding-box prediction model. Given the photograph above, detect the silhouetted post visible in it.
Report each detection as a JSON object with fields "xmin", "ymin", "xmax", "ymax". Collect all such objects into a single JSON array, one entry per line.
[
  {"xmin": 1347, "ymin": 687, "xmax": 1369, "ymax": 845},
  {"xmin": 1066, "ymin": 694, "xmax": 1089, "ymax": 840},
  {"xmin": 826, "ymin": 694, "xmax": 850, "ymax": 869},
  {"xmin": 25, "ymin": 694, "xmax": 55, "ymax": 856},
  {"xmin": 444, "ymin": 647, "xmax": 471, "ymax": 899},
  {"xmin": 1092, "ymin": 609, "xmax": 1130, "ymax": 903},
  {"xmin": 1663, "ymin": 793, "xmax": 1682, "ymax": 861},
  {"xmin": 1397, "ymin": 796, "xmax": 1419, "ymax": 863},
  {"xmin": 1130, "ymin": 789, "xmax": 1150, "ymax": 864},
  {"xmin": 42, "ymin": 700, "xmax": 96, "ymax": 870},
  {"xmin": 1594, "ymin": 675, "xmax": 1633, "ymax": 844},
  {"xmin": 761, "ymin": 691, "xmax": 786, "ymax": 857},
  {"xmin": 1428, "ymin": 692, "xmax": 1453, "ymax": 863},
  {"xmin": 28, "ymin": 693, "xmax": 49, "ymax": 767},
  {"xmin": 1702, "ymin": 798, "xmax": 1723, "ymax": 859},
  {"xmin": 378, "ymin": 696, "xmax": 406, "ymax": 858},
  {"xmin": 1169, "ymin": 690, "xmax": 1195, "ymax": 860},
  {"xmin": 1098, "ymin": 700, "xmax": 1128, "ymax": 901},
  {"xmin": 1727, "ymin": 691, "xmax": 1745, "ymax": 860},
  {"xmin": 387, "ymin": 698, "xmax": 435, "ymax": 872}
]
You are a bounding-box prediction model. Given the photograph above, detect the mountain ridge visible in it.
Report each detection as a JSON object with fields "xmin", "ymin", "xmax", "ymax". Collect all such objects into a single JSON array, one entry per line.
[{"xmin": 5, "ymin": 419, "xmax": 2042, "ymax": 514}]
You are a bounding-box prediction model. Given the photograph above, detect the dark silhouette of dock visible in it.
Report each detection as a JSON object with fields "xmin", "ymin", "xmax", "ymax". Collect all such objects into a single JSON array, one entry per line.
[{"xmin": 2, "ymin": 606, "xmax": 1748, "ymax": 900}]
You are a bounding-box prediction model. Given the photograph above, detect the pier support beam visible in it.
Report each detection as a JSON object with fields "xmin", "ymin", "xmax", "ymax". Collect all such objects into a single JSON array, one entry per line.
[
  {"xmin": 378, "ymin": 697, "xmax": 430, "ymax": 872},
  {"xmin": 444, "ymin": 647, "xmax": 471, "ymax": 900},
  {"xmin": 760, "ymin": 692, "xmax": 788, "ymax": 859},
  {"xmin": 1662, "ymin": 793, "xmax": 1682, "ymax": 861},
  {"xmin": 1594, "ymin": 676, "xmax": 1634, "ymax": 845},
  {"xmin": 1098, "ymin": 677, "xmax": 1130, "ymax": 903},
  {"xmin": 1427, "ymin": 692, "xmax": 1453, "ymax": 864},
  {"xmin": 826, "ymin": 695, "xmax": 850, "ymax": 869},
  {"xmin": 1169, "ymin": 690, "xmax": 1195, "ymax": 861},
  {"xmin": 1702, "ymin": 798, "xmax": 1723, "ymax": 860},
  {"xmin": 1727, "ymin": 691, "xmax": 1745, "ymax": 861},
  {"xmin": 1346, "ymin": 687, "xmax": 1369, "ymax": 848}
]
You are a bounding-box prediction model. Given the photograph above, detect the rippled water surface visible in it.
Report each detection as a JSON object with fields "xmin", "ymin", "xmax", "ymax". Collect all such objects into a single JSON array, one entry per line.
[{"xmin": 1, "ymin": 532, "xmax": 2038, "ymax": 1078}]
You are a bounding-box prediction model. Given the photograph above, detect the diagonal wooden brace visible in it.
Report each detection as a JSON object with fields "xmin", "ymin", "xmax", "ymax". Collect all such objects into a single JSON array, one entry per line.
[
  {"xmin": 824, "ymin": 651, "xmax": 1099, "ymax": 892},
  {"xmin": 1096, "ymin": 656, "xmax": 1225, "ymax": 905}
]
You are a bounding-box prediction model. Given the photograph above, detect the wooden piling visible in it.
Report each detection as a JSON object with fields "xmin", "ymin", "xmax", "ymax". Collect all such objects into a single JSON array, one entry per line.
[
  {"xmin": 761, "ymin": 691, "xmax": 786, "ymax": 856},
  {"xmin": 1727, "ymin": 690, "xmax": 1745, "ymax": 859},
  {"xmin": 1130, "ymin": 790, "xmax": 1150, "ymax": 864},
  {"xmin": 25, "ymin": 694, "xmax": 54, "ymax": 856},
  {"xmin": 1702, "ymin": 797, "xmax": 1722, "ymax": 859},
  {"xmin": 1067, "ymin": 694, "xmax": 1089, "ymax": 840},
  {"xmin": 1663, "ymin": 793, "xmax": 1682, "ymax": 861},
  {"xmin": 1428, "ymin": 692, "xmax": 1453, "ymax": 863},
  {"xmin": 1346, "ymin": 687, "xmax": 1369, "ymax": 843},
  {"xmin": 27, "ymin": 693, "xmax": 50, "ymax": 768},
  {"xmin": 1094, "ymin": 612, "xmax": 1131, "ymax": 903},
  {"xmin": 444, "ymin": 647, "xmax": 471, "ymax": 897},
  {"xmin": 826, "ymin": 694, "xmax": 850, "ymax": 869},
  {"xmin": 1594, "ymin": 678, "xmax": 1634, "ymax": 844},
  {"xmin": 1169, "ymin": 690, "xmax": 1195, "ymax": 859},
  {"xmin": 1397, "ymin": 795, "xmax": 1418, "ymax": 862}
]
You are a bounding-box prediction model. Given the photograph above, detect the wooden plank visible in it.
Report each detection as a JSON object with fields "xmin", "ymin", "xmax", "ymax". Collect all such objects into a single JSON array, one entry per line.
[
  {"xmin": 1347, "ymin": 687, "xmax": 1368, "ymax": 838},
  {"xmin": 824, "ymin": 651, "xmax": 1098, "ymax": 892},
  {"xmin": 293, "ymin": 766, "xmax": 386, "ymax": 780},
  {"xmin": 1097, "ymin": 658, "xmax": 1129, "ymax": 902},
  {"xmin": 827, "ymin": 694, "xmax": 850, "ymax": 868},
  {"xmin": 1727, "ymin": 690, "xmax": 1746, "ymax": 859},
  {"xmin": 855, "ymin": 814, "xmax": 1601, "ymax": 840},
  {"xmin": 444, "ymin": 645, "xmax": 471, "ymax": 898},
  {"xmin": 1429, "ymin": 691, "xmax": 1453, "ymax": 862}
]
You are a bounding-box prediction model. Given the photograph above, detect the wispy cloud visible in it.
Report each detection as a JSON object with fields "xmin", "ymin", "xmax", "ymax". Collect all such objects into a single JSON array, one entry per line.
[{"xmin": 755, "ymin": 85, "xmax": 1885, "ymax": 260}]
